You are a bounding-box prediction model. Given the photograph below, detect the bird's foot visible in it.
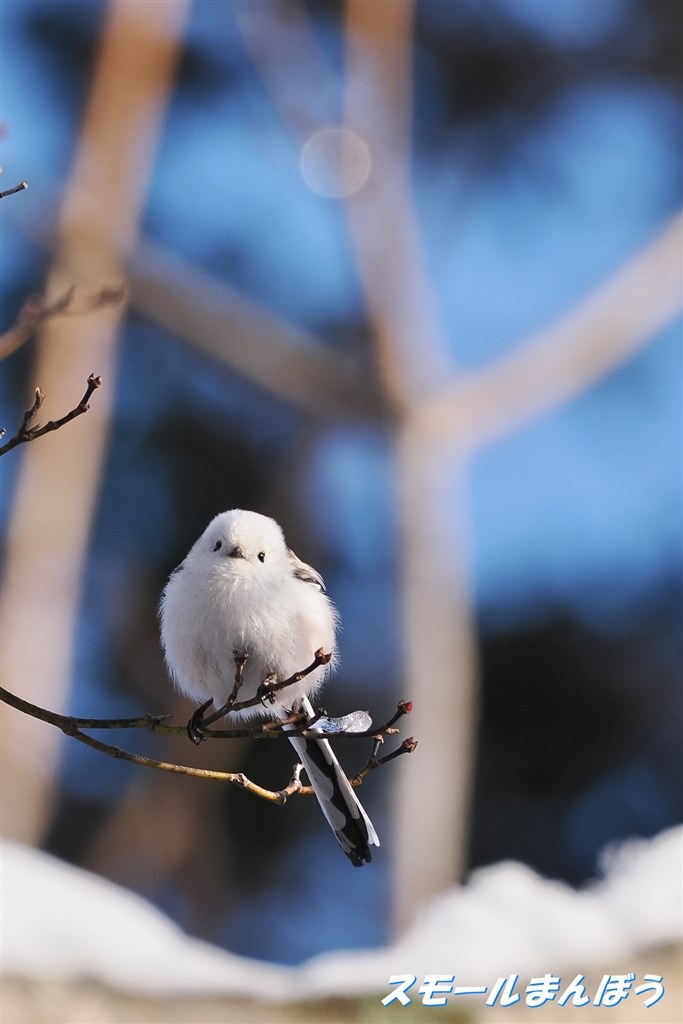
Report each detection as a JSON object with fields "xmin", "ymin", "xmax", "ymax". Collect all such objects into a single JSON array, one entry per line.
[{"xmin": 186, "ymin": 698, "xmax": 214, "ymax": 744}]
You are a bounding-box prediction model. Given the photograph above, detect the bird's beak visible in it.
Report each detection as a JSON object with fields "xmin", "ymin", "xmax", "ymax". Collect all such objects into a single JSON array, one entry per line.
[{"xmin": 228, "ymin": 546, "xmax": 245, "ymax": 559}]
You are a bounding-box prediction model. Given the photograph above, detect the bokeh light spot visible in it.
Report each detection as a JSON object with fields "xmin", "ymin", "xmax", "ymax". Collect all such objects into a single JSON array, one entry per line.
[{"xmin": 300, "ymin": 127, "xmax": 371, "ymax": 199}]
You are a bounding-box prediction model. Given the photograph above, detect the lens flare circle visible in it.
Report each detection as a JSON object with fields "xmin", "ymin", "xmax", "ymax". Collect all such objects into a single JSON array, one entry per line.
[{"xmin": 301, "ymin": 127, "xmax": 371, "ymax": 198}]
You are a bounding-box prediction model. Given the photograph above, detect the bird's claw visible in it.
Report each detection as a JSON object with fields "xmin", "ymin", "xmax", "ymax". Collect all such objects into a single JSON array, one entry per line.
[
  {"xmin": 187, "ymin": 698, "xmax": 214, "ymax": 744},
  {"xmin": 257, "ymin": 673, "xmax": 279, "ymax": 705}
]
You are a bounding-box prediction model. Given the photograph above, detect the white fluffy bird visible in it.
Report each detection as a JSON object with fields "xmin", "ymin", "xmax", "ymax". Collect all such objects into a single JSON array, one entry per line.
[{"xmin": 160, "ymin": 509, "xmax": 379, "ymax": 866}]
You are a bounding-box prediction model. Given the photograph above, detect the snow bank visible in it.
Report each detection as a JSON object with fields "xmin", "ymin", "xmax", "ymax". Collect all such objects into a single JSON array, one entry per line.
[
  {"xmin": 298, "ymin": 826, "xmax": 682, "ymax": 997},
  {"xmin": 1, "ymin": 826, "xmax": 680, "ymax": 1000},
  {"xmin": 0, "ymin": 839, "xmax": 291, "ymax": 999}
]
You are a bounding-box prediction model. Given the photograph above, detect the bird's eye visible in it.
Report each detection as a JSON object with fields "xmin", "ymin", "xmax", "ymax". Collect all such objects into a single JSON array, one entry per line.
[
  {"xmin": 258, "ymin": 551, "xmax": 266, "ymax": 562},
  {"xmin": 213, "ymin": 540, "xmax": 222, "ymax": 552}
]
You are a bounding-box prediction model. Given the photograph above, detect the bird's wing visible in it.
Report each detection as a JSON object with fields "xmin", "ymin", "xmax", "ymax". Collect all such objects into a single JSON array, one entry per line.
[{"xmin": 287, "ymin": 548, "xmax": 326, "ymax": 592}]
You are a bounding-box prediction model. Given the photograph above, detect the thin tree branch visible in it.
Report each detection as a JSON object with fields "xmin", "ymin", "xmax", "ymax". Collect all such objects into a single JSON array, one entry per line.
[
  {"xmin": 350, "ymin": 734, "xmax": 418, "ymax": 784},
  {"xmin": 0, "ymin": 684, "xmax": 291, "ymax": 803},
  {"xmin": 188, "ymin": 648, "xmax": 334, "ymax": 740},
  {"xmin": 210, "ymin": 698, "xmax": 413, "ymax": 741},
  {"xmin": 0, "ymin": 685, "xmax": 414, "ymax": 803},
  {"xmin": 0, "ymin": 684, "xmax": 413, "ymax": 743},
  {"xmin": 0, "ymin": 374, "xmax": 102, "ymax": 456},
  {"xmin": 0, "ymin": 180, "xmax": 28, "ymax": 199},
  {"xmin": 250, "ymin": 648, "xmax": 333, "ymax": 708}
]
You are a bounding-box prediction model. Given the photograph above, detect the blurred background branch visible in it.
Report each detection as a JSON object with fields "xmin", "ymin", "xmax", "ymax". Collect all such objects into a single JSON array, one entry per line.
[
  {"xmin": 127, "ymin": 238, "xmax": 380, "ymax": 422},
  {"xmin": 420, "ymin": 210, "xmax": 683, "ymax": 451},
  {"xmin": 342, "ymin": 0, "xmax": 480, "ymax": 931},
  {"xmin": 0, "ymin": 285, "xmax": 123, "ymax": 360}
]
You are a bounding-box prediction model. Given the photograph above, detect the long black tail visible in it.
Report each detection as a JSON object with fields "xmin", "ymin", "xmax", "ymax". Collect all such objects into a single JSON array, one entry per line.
[{"xmin": 287, "ymin": 733, "xmax": 380, "ymax": 866}]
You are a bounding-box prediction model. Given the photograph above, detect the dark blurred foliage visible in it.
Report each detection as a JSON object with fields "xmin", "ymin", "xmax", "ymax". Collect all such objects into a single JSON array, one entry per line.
[
  {"xmin": 311, "ymin": 0, "xmax": 683, "ymax": 165},
  {"xmin": 24, "ymin": 1, "xmax": 241, "ymax": 104},
  {"xmin": 415, "ymin": 1, "xmax": 683, "ymax": 119},
  {"xmin": 472, "ymin": 581, "xmax": 683, "ymax": 884},
  {"xmin": 23, "ymin": 2, "xmax": 104, "ymax": 112}
]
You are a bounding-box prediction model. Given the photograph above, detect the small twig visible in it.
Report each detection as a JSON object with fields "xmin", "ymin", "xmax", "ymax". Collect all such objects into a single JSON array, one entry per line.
[
  {"xmin": 18, "ymin": 387, "xmax": 45, "ymax": 436},
  {"xmin": 0, "ymin": 180, "xmax": 28, "ymax": 199},
  {"xmin": 296, "ymin": 738, "xmax": 418, "ymax": 796},
  {"xmin": 228, "ymin": 652, "xmax": 249, "ymax": 707},
  {"xmin": 370, "ymin": 698, "xmax": 413, "ymax": 735},
  {"xmin": 248, "ymin": 648, "xmax": 332, "ymax": 709},
  {"xmin": 185, "ymin": 649, "xmax": 334, "ymax": 741},
  {"xmin": 0, "ymin": 373, "xmax": 102, "ymax": 456},
  {"xmin": 196, "ymin": 652, "xmax": 250, "ymax": 732},
  {"xmin": 348, "ymin": 736, "xmax": 418, "ymax": 788},
  {"xmin": 276, "ymin": 763, "xmax": 304, "ymax": 803}
]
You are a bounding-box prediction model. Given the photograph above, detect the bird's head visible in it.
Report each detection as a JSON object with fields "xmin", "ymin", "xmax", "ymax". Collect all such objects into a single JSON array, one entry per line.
[{"xmin": 193, "ymin": 509, "xmax": 288, "ymax": 580}]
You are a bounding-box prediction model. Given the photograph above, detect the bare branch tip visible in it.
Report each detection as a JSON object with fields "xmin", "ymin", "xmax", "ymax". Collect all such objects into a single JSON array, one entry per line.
[{"xmin": 0, "ymin": 180, "xmax": 28, "ymax": 199}]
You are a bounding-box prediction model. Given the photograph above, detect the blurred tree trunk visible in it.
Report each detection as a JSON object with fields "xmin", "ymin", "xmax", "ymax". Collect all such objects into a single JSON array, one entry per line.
[
  {"xmin": 342, "ymin": 0, "xmax": 683, "ymax": 933},
  {"xmin": 343, "ymin": 0, "xmax": 479, "ymax": 931},
  {"xmin": 0, "ymin": 0, "xmax": 189, "ymax": 844}
]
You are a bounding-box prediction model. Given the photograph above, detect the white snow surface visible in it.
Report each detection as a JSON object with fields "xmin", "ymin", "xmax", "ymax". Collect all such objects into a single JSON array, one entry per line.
[
  {"xmin": 0, "ymin": 839, "xmax": 292, "ymax": 999},
  {"xmin": 1, "ymin": 826, "xmax": 680, "ymax": 999}
]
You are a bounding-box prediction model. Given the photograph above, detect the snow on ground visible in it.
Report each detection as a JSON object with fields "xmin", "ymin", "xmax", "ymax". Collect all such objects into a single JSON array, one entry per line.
[
  {"xmin": 298, "ymin": 826, "xmax": 682, "ymax": 998},
  {"xmin": 1, "ymin": 827, "xmax": 680, "ymax": 1000},
  {"xmin": 0, "ymin": 840, "xmax": 292, "ymax": 1000}
]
